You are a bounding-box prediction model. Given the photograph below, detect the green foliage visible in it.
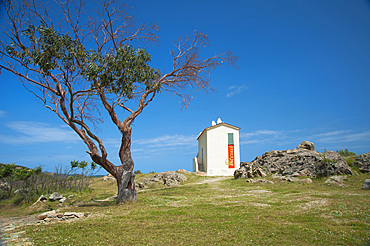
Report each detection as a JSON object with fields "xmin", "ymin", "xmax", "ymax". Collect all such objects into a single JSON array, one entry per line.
[
  {"xmin": 134, "ymin": 170, "xmax": 142, "ymax": 175},
  {"xmin": 336, "ymin": 149, "xmax": 356, "ymax": 157},
  {"xmin": 0, "ymin": 163, "xmax": 42, "ymax": 181},
  {"xmin": 70, "ymin": 160, "xmax": 97, "ymax": 171},
  {"xmin": 6, "ymin": 24, "xmax": 161, "ymax": 98}
]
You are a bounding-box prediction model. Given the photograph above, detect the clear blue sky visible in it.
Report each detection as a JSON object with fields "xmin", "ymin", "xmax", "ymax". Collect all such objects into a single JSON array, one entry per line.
[{"xmin": 1, "ymin": 0, "xmax": 369, "ymax": 174}]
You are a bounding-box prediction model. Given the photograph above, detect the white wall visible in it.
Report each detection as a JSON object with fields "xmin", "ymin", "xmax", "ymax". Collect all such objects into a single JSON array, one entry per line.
[
  {"xmin": 206, "ymin": 125, "xmax": 239, "ymax": 176},
  {"xmin": 194, "ymin": 123, "xmax": 240, "ymax": 176}
]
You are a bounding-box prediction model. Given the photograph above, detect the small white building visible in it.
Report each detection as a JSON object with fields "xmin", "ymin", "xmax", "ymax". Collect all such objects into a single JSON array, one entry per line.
[{"xmin": 193, "ymin": 119, "xmax": 240, "ymax": 176}]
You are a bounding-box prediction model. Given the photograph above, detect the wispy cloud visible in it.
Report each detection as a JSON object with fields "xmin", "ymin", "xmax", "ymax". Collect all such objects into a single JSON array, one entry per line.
[
  {"xmin": 240, "ymin": 128, "xmax": 370, "ymax": 154},
  {"xmin": 313, "ymin": 130, "xmax": 370, "ymax": 143},
  {"xmin": 226, "ymin": 85, "xmax": 247, "ymax": 98},
  {"xmin": 240, "ymin": 130, "xmax": 283, "ymax": 144},
  {"xmin": 134, "ymin": 134, "xmax": 197, "ymax": 148},
  {"xmin": 0, "ymin": 110, "xmax": 7, "ymax": 118},
  {"xmin": 0, "ymin": 121, "xmax": 80, "ymax": 144}
]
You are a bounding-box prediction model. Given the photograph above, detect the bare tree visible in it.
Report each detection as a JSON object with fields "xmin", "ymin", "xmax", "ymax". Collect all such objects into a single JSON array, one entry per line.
[{"xmin": 0, "ymin": 0, "xmax": 237, "ymax": 203}]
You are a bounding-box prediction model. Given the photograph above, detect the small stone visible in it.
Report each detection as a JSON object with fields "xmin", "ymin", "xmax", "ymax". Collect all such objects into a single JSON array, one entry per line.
[
  {"xmin": 74, "ymin": 213, "xmax": 85, "ymax": 218},
  {"xmin": 44, "ymin": 218, "xmax": 54, "ymax": 222},
  {"xmin": 49, "ymin": 192, "xmax": 63, "ymax": 201},
  {"xmin": 37, "ymin": 214, "xmax": 47, "ymax": 220},
  {"xmin": 64, "ymin": 212, "xmax": 75, "ymax": 216},
  {"xmin": 57, "ymin": 213, "xmax": 64, "ymax": 218},
  {"xmin": 67, "ymin": 195, "xmax": 74, "ymax": 199},
  {"xmin": 137, "ymin": 182, "xmax": 144, "ymax": 188},
  {"xmin": 298, "ymin": 178, "xmax": 313, "ymax": 184},
  {"xmin": 59, "ymin": 197, "xmax": 67, "ymax": 203},
  {"xmin": 37, "ymin": 195, "xmax": 47, "ymax": 202},
  {"xmin": 361, "ymin": 179, "xmax": 370, "ymax": 190}
]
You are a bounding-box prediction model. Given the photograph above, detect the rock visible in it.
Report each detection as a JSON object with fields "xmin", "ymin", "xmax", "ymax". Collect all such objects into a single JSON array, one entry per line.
[
  {"xmin": 103, "ymin": 173, "xmax": 115, "ymax": 181},
  {"xmin": 234, "ymin": 141, "xmax": 352, "ymax": 179},
  {"xmin": 37, "ymin": 211, "xmax": 88, "ymax": 223},
  {"xmin": 297, "ymin": 141, "xmax": 315, "ymax": 151},
  {"xmin": 361, "ymin": 179, "xmax": 370, "ymax": 190},
  {"xmin": 142, "ymin": 178, "xmax": 153, "ymax": 186},
  {"xmin": 298, "ymin": 178, "xmax": 313, "ymax": 184},
  {"xmin": 37, "ymin": 195, "xmax": 47, "ymax": 202},
  {"xmin": 37, "ymin": 214, "xmax": 47, "ymax": 220},
  {"xmin": 246, "ymin": 179, "xmax": 274, "ymax": 184},
  {"xmin": 148, "ymin": 171, "xmax": 187, "ymax": 186},
  {"xmin": 67, "ymin": 195, "xmax": 74, "ymax": 199},
  {"xmin": 194, "ymin": 171, "xmax": 207, "ymax": 176},
  {"xmin": 49, "ymin": 192, "xmax": 63, "ymax": 202},
  {"xmin": 59, "ymin": 197, "xmax": 67, "ymax": 203},
  {"xmin": 325, "ymin": 176, "xmax": 347, "ymax": 186},
  {"xmin": 0, "ymin": 181, "xmax": 11, "ymax": 190},
  {"xmin": 353, "ymin": 152, "xmax": 370, "ymax": 173},
  {"xmin": 176, "ymin": 169, "xmax": 192, "ymax": 174},
  {"xmin": 137, "ymin": 182, "xmax": 144, "ymax": 188},
  {"xmin": 74, "ymin": 212, "xmax": 85, "ymax": 218}
]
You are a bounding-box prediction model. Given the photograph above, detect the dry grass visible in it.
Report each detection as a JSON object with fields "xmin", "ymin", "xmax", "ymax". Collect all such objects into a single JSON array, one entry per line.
[{"xmin": 1, "ymin": 172, "xmax": 369, "ymax": 245}]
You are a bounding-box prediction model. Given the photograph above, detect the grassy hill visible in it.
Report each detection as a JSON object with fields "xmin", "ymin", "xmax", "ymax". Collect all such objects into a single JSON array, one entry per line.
[{"xmin": 1, "ymin": 171, "xmax": 369, "ymax": 245}]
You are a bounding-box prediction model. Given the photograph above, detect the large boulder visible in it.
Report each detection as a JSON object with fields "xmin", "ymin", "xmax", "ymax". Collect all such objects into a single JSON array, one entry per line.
[
  {"xmin": 234, "ymin": 141, "xmax": 352, "ymax": 179},
  {"xmin": 353, "ymin": 152, "xmax": 370, "ymax": 173}
]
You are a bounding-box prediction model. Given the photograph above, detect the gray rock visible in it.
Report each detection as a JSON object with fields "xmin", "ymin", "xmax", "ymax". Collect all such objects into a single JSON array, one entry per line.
[
  {"xmin": 148, "ymin": 171, "xmax": 187, "ymax": 186},
  {"xmin": 298, "ymin": 178, "xmax": 313, "ymax": 184},
  {"xmin": 49, "ymin": 192, "xmax": 63, "ymax": 201},
  {"xmin": 137, "ymin": 182, "xmax": 144, "ymax": 188},
  {"xmin": 353, "ymin": 152, "xmax": 370, "ymax": 173},
  {"xmin": 325, "ymin": 176, "xmax": 347, "ymax": 186},
  {"xmin": 37, "ymin": 195, "xmax": 47, "ymax": 202},
  {"xmin": 361, "ymin": 179, "xmax": 370, "ymax": 190},
  {"xmin": 59, "ymin": 197, "xmax": 67, "ymax": 203},
  {"xmin": 297, "ymin": 141, "xmax": 315, "ymax": 151},
  {"xmin": 234, "ymin": 141, "xmax": 352, "ymax": 179},
  {"xmin": 103, "ymin": 173, "xmax": 115, "ymax": 181}
]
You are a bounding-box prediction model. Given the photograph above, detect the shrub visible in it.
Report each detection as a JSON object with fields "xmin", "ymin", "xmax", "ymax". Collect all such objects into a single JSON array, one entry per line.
[
  {"xmin": 0, "ymin": 161, "xmax": 100, "ymax": 204},
  {"xmin": 336, "ymin": 149, "xmax": 356, "ymax": 157}
]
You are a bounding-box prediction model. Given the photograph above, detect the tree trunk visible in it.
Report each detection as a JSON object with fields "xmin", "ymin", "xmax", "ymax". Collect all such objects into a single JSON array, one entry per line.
[
  {"xmin": 116, "ymin": 167, "xmax": 137, "ymax": 204},
  {"xmin": 116, "ymin": 126, "xmax": 137, "ymax": 204}
]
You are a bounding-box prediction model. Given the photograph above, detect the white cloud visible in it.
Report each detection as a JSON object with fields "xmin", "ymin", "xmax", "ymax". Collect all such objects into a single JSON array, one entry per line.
[
  {"xmin": 0, "ymin": 110, "xmax": 7, "ymax": 118},
  {"xmin": 0, "ymin": 121, "xmax": 80, "ymax": 144},
  {"xmin": 226, "ymin": 85, "xmax": 247, "ymax": 98},
  {"xmin": 134, "ymin": 134, "xmax": 197, "ymax": 148},
  {"xmin": 313, "ymin": 130, "xmax": 370, "ymax": 143}
]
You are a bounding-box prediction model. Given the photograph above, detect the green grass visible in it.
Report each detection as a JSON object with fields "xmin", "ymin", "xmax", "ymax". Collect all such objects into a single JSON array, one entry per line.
[{"xmin": 2, "ymin": 172, "xmax": 370, "ymax": 245}]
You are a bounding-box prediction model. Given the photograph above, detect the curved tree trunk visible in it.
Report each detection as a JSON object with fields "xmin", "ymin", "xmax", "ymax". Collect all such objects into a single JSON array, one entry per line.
[{"xmin": 116, "ymin": 126, "xmax": 137, "ymax": 204}]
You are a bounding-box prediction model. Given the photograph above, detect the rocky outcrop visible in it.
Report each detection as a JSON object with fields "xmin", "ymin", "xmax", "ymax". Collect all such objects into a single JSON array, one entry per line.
[
  {"xmin": 234, "ymin": 141, "xmax": 352, "ymax": 179},
  {"xmin": 142, "ymin": 171, "xmax": 187, "ymax": 187},
  {"xmin": 353, "ymin": 152, "xmax": 370, "ymax": 173}
]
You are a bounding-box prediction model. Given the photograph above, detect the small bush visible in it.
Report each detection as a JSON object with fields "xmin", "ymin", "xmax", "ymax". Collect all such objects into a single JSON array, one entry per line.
[{"xmin": 337, "ymin": 148, "xmax": 356, "ymax": 157}]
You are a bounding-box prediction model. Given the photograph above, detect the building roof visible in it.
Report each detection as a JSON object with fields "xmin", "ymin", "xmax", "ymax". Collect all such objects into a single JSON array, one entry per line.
[{"xmin": 197, "ymin": 122, "xmax": 240, "ymax": 140}]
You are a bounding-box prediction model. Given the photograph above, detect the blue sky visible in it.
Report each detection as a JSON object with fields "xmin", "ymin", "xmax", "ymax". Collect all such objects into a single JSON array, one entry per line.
[{"xmin": 1, "ymin": 0, "xmax": 370, "ymax": 174}]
